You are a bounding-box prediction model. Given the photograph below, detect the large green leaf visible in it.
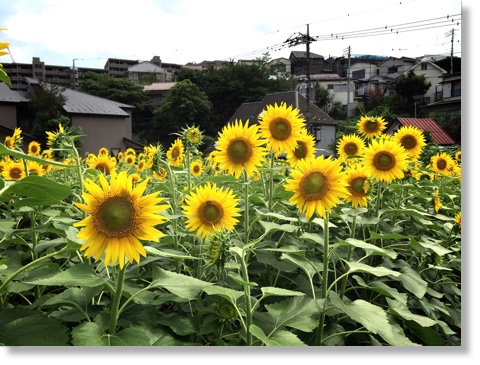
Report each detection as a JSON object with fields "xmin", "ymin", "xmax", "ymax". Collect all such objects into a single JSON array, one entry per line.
[
  {"xmin": 110, "ymin": 327, "xmax": 152, "ymax": 346},
  {"xmin": 250, "ymin": 324, "xmax": 307, "ymax": 346},
  {"xmin": 0, "ymin": 143, "xmax": 67, "ymax": 166},
  {"xmin": 0, "ymin": 310, "xmax": 69, "ymax": 346},
  {"xmin": 202, "ymin": 285, "xmax": 244, "ymax": 304},
  {"xmin": 0, "ymin": 175, "xmax": 72, "ymax": 206},
  {"xmin": 42, "ymin": 286, "xmax": 103, "ymax": 311},
  {"xmin": 24, "ymin": 263, "xmax": 109, "ymax": 287},
  {"xmin": 71, "ymin": 322, "xmax": 109, "ymax": 346},
  {"xmin": 338, "ymin": 238, "xmax": 397, "ymax": 259},
  {"xmin": 150, "ymin": 268, "xmax": 213, "ymax": 300},
  {"xmin": 264, "ymin": 296, "xmax": 319, "ymax": 333},
  {"xmin": 329, "ymin": 292, "xmax": 419, "ymax": 346},
  {"xmin": 347, "ymin": 261, "xmax": 401, "ymax": 278}
]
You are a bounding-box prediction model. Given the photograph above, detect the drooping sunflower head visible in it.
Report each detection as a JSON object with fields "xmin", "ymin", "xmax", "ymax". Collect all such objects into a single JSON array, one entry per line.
[
  {"xmin": 166, "ymin": 138, "xmax": 184, "ymax": 167},
  {"xmin": 286, "ymin": 129, "xmax": 316, "ymax": 167},
  {"xmin": 73, "ymin": 171, "xmax": 170, "ymax": 269},
  {"xmin": 433, "ymin": 189, "xmax": 442, "ymax": 213},
  {"xmin": 429, "ymin": 152, "xmax": 455, "ymax": 176},
  {"xmin": 28, "ymin": 141, "xmax": 41, "ymax": 156},
  {"xmin": 455, "ymin": 150, "xmax": 461, "ymax": 163},
  {"xmin": 284, "ymin": 155, "xmax": 349, "ymax": 220},
  {"xmin": 454, "ymin": 211, "xmax": 461, "ymax": 229},
  {"xmin": 182, "ymin": 183, "xmax": 241, "ymax": 238},
  {"xmin": 344, "ymin": 165, "xmax": 371, "ymax": 208},
  {"xmin": 153, "ymin": 167, "xmax": 168, "ymax": 181},
  {"xmin": 337, "ymin": 133, "xmax": 366, "ymax": 164},
  {"xmin": 393, "ymin": 126, "xmax": 426, "ymax": 160},
  {"xmin": 190, "ymin": 159, "xmax": 203, "ymax": 177},
  {"xmin": 214, "ymin": 119, "xmax": 267, "ymax": 179},
  {"xmin": 361, "ymin": 137, "xmax": 409, "ymax": 183},
  {"xmin": 258, "ymin": 102, "xmax": 306, "ymax": 156},
  {"xmin": 357, "ymin": 116, "xmax": 387, "ymax": 139}
]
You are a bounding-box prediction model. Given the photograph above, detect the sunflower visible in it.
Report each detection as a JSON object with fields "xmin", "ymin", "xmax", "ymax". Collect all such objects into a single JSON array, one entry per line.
[
  {"xmin": 124, "ymin": 153, "xmax": 136, "ymax": 166},
  {"xmin": 429, "ymin": 152, "xmax": 455, "ymax": 176},
  {"xmin": 214, "ymin": 119, "xmax": 266, "ymax": 179},
  {"xmin": 130, "ymin": 172, "xmax": 142, "ymax": 184},
  {"xmin": 74, "ymin": 171, "xmax": 170, "ymax": 269},
  {"xmin": 361, "ymin": 137, "xmax": 409, "ymax": 183},
  {"xmin": 337, "ymin": 134, "xmax": 365, "ymax": 164},
  {"xmin": 433, "ymin": 189, "xmax": 442, "ymax": 213},
  {"xmin": 153, "ymin": 167, "xmax": 168, "ymax": 181},
  {"xmin": 28, "ymin": 141, "xmax": 41, "ymax": 156},
  {"xmin": 258, "ymin": 102, "xmax": 306, "ymax": 156},
  {"xmin": 393, "ymin": 126, "xmax": 426, "ymax": 160},
  {"xmin": 344, "ymin": 165, "xmax": 371, "ymax": 208},
  {"xmin": 87, "ymin": 153, "xmax": 116, "ymax": 175},
  {"xmin": 182, "ymin": 183, "xmax": 241, "ymax": 238},
  {"xmin": 27, "ymin": 160, "xmax": 45, "ymax": 176},
  {"xmin": 284, "ymin": 155, "xmax": 349, "ymax": 220},
  {"xmin": 190, "ymin": 159, "xmax": 203, "ymax": 177},
  {"xmin": 286, "ymin": 130, "xmax": 316, "ymax": 167},
  {"xmin": 98, "ymin": 147, "xmax": 109, "ymax": 156},
  {"xmin": 454, "ymin": 211, "xmax": 461, "ymax": 229},
  {"xmin": 2, "ymin": 161, "xmax": 26, "ymax": 180},
  {"xmin": 357, "ymin": 116, "xmax": 387, "ymax": 139},
  {"xmin": 182, "ymin": 125, "xmax": 204, "ymax": 147},
  {"xmin": 455, "ymin": 150, "xmax": 461, "ymax": 163},
  {"xmin": 166, "ymin": 138, "xmax": 184, "ymax": 167}
]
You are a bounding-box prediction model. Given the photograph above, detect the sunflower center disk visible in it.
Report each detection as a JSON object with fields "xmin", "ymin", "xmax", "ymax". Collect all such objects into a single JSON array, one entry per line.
[
  {"xmin": 294, "ymin": 141, "xmax": 307, "ymax": 159},
  {"xmin": 344, "ymin": 142, "xmax": 358, "ymax": 155},
  {"xmin": 437, "ymin": 159, "xmax": 447, "ymax": 170},
  {"xmin": 366, "ymin": 121, "xmax": 378, "ymax": 131},
  {"xmin": 301, "ymin": 171, "xmax": 327, "ymax": 201},
  {"xmin": 270, "ymin": 118, "xmax": 291, "ymax": 141},
  {"xmin": 95, "ymin": 196, "xmax": 136, "ymax": 238},
  {"xmin": 10, "ymin": 168, "xmax": 22, "ymax": 179},
  {"xmin": 171, "ymin": 147, "xmax": 180, "ymax": 159},
  {"xmin": 374, "ymin": 152, "xmax": 395, "ymax": 171},
  {"xmin": 228, "ymin": 138, "xmax": 252, "ymax": 164},
  {"xmin": 95, "ymin": 163, "xmax": 111, "ymax": 175},
  {"xmin": 401, "ymin": 135, "xmax": 417, "ymax": 149},
  {"xmin": 350, "ymin": 177, "xmax": 367, "ymax": 195},
  {"xmin": 201, "ymin": 202, "xmax": 223, "ymax": 224}
]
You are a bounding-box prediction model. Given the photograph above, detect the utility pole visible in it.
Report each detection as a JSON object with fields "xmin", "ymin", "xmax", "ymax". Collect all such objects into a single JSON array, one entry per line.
[
  {"xmin": 284, "ymin": 25, "xmax": 317, "ymax": 132},
  {"xmin": 72, "ymin": 58, "xmax": 79, "ymax": 89},
  {"xmin": 445, "ymin": 28, "xmax": 455, "ymax": 74},
  {"xmin": 343, "ymin": 46, "xmax": 351, "ymax": 118}
]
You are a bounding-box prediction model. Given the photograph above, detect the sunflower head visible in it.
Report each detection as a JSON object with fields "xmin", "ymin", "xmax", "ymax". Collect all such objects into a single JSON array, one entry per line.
[
  {"xmin": 182, "ymin": 183, "xmax": 241, "ymax": 238},
  {"xmin": 258, "ymin": 102, "xmax": 306, "ymax": 156},
  {"xmin": 344, "ymin": 165, "xmax": 371, "ymax": 208},
  {"xmin": 214, "ymin": 119, "xmax": 267, "ymax": 179},
  {"xmin": 454, "ymin": 211, "xmax": 461, "ymax": 229},
  {"xmin": 1, "ymin": 161, "xmax": 26, "ymax": 180},
  {"xmin": 357, "ymin": 116, "xmax": 387, "ymax": 139},
  {"xmin": 190, "ymin": 159, "xmax": 203, "ymax": 177},
  {"xmin": 28, "ymin": 141, "xmax": 41, "ymax": 156},
  {"xmin": 166, "ymin": 138, "xmax": 184, "ymax": 167},
  {"xmin": 181, "ymin": 125, "xmax": 204, "ymax": 147},
  {"xmin": 433, "ymin": 189, "xmax": 442, "ymax": 213},
  {"xmin": 393, "ymin": 126, "xmax": 426, "ymax": 160},
  {"xmin": 74, "ymin": 171, "xmax": 170, "ymax": 269},
  {"xmin": 87, "ymin": 153, "xmax": 116, "ymax": 176},
  {"xmin": 284, "ymin": 155, "xmax": 349, "ymax": 220},
  {"xmin": 337, "ymin": 133, "xmax": 365, "ymax": 164},
  {"xmin": 429, "ymin": 152, "xmax": 455, "ymax": 176},
  {"xmin": 286, "ymin": 130, "xmax": 316, "ymax": 167}
]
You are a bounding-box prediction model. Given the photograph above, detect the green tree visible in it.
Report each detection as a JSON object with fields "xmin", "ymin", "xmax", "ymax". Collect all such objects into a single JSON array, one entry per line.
[
  {"xmin": 177, "ymin": 62, "xmax": 295, "ymax": 138},
  {"xmin": 152, "ymin": 79, "xmax": 213, "ymax": 148},
  {"xmin": 314, "ymin": 83, "xmax": 332, "ymax": 111},
  {"xmin": 394, "ymin": 70, "xmax": 431, "ymax": 115}
]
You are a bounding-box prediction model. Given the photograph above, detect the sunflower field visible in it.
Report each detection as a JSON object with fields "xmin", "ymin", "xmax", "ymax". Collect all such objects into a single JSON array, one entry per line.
[{"xmin": 0, "ymin": 103, "xmax": 461, "ymax": 346}]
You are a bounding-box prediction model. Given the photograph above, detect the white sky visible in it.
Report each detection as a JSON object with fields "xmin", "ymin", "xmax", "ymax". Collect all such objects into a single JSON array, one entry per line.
[{"xmin": 1, "ymin": 0, "xmax": 464, "ymax": 69}]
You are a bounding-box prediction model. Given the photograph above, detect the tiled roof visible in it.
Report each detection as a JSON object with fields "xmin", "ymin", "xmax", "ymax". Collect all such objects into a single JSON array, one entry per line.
[
  {"xmin": 397, "ymin": 117, "xmax": 455, "ymax": 145},
  {"xmin": 62, "ymin": 88, "xmax": 133, "ymax": 116}
]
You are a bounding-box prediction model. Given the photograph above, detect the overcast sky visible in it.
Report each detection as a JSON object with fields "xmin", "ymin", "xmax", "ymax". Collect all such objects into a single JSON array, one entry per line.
[{"xmin": 0, "ymin": 0, "xmax": 464, "ymax": 69}]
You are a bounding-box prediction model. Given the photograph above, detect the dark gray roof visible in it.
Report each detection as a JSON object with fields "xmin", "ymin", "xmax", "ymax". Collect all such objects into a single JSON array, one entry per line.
[
  {"xmin": 24, "ymin": 77, "xmax": 133, "ymax": 116},
  {"xmin": 62, "ymin": 88, "xmax": 133, "ymax": 116},
  {"xmin": 0, "ymin": 82, "xmax": 29, "ymax": 103}
]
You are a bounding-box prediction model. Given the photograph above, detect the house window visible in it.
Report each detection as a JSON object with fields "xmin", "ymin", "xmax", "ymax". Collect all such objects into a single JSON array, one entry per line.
[
  {"xmin": 387, "ymin": 66, "xmax": 398, "ymax": 74},
  {"xmin": 451, "ymin": 80, "xmax": 461, "ymax": 97},
  {"xmin": 421, "ymin": 63, "xmax": 428, "ymax": 70},
  {"xmin": 327, "ymin": 84, "xmax": 334, "ymax": 89},
  {"xmin": 334, "ymin": 84, "xmax": 347, "ymax": 92}
]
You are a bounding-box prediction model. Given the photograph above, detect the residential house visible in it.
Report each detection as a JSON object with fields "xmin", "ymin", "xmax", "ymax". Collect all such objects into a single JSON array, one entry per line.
[
  {"xmin": 143, "ymin": 82, "xmax": 176, "ymax": 107},
  {"xmin": 127, "ymin": 61, "xmax": 167, "ymax": 84},
  {"xmin": 0, "ymin": 77, "xmax": 138, "ymax": 157},
  {"xmin": 421, "ymin": 72, "xmax": 461, "ymax": 118},
  {"xmin": 266, "ymin": 57, "xmax": 291, "ymax": 78},
  {"xmin": 377, "ymin": 56, "xmax": 417, "ymax": 96},
  {"xmin": 204, "ymin": 90, "xmax": 337, "ymax": 157},
  {"xmin": 386, "ymin": 117, "xmax": 456, "ymax": 146},
  {"xmin": 289, "ymin": 51, "xmax": 330, "ymax": 76}
]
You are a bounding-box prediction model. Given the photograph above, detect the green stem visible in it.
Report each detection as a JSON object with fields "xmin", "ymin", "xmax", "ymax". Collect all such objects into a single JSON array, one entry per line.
[
  {"xmin": 243, "ymin": 170, "xmax": 249, "ymax": 245},
  {"xmin": 339, "ymin": 214, "xmax": 356, "ymax": 299},
  {"xmin": 315, "ymin": 211, "xmax": 330, "ymax": 346},
  {"xmin": 109, "ymin": 265, "xmax": 126, "ymax": 336},
  {"xmin": 268, "ymin": 152, "xmax": 274, "ymax": 211},
  {"xmin": 239, "ymin": 250, "xmax": 253, "ymax": 346}
]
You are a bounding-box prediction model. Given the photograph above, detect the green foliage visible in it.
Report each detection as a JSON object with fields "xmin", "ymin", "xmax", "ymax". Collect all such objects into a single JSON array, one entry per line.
[
  {"xmin": 314, "ymin": 83, "xmax": 332, "ymax": 111},
  {"xmin": 152, "ymin": 79, "xmax": 213, "ymax": 147}
]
